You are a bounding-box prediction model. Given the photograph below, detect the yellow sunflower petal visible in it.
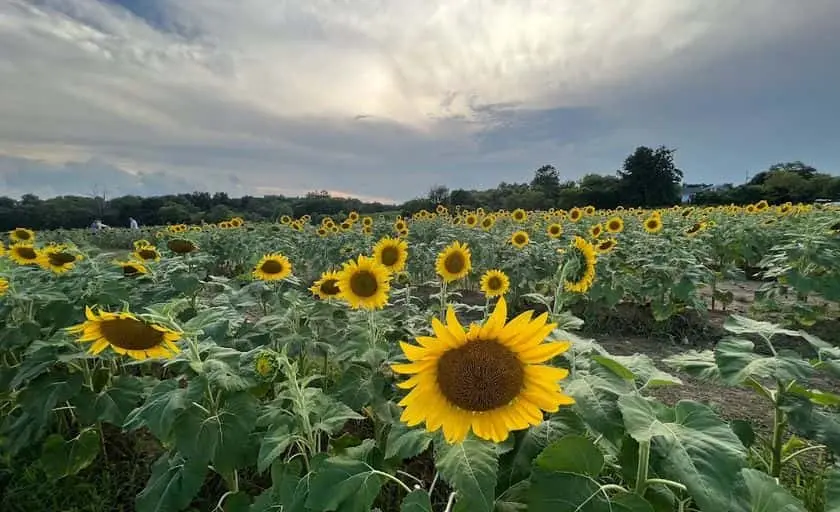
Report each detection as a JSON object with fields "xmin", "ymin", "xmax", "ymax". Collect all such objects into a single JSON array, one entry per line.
[{"xmin": 517, "ymin": 341, "xmax": 571, "ymax": 363}]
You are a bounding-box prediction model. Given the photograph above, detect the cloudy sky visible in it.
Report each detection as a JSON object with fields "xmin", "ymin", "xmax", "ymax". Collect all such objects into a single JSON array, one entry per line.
[{"xmin": 1, "ymin": 0, "xmax": 839, "ymax": 203}]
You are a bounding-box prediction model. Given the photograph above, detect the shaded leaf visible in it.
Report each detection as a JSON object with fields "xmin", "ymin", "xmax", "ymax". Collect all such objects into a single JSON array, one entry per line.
[
  {"xmin": 385, "ymin": 423, "xmax": 433, "ymax": 462},
  {"xmin": 740, "ymin": 468, "xmax": 807, "ymax": 512},
  {"xmin": 400, "ymin": 490, "xmax": 433, "ymax": 512},
  {"xmin": 535, "ymin": 435, "xmax": 604, "ymax": 477},
  {"xmin": 435, "ymin": 437, "xmax": 499, "ymax": 512},
  {"xmin": 136, "ymin": 453, "xmax": 207, "ymax": 512},
  {"xmin": 40, "ymin": 428, "xmax": 101, "ymax": 480}
]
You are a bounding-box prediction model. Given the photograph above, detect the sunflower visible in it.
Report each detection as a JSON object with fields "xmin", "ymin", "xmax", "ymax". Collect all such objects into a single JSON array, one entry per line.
[
  {"xmin": 568, "ymin": 207, "xmax": 583, "ymax": 222},
  {"xmin": 310, "ymin": 270, "xmax": 342, "ymax": 300},
  {"xmin": 435, "ymin": 241, "xmax": 472, "ymax": 283},
  {"xmin": 643, "ymin": 216, "xmax": 663, "ymax": 234},
  {"xmin": 67, "ymin": 307, "xmax": 181, "ymax": 360},
  {"xmin": 8, "ymin": 243, "xmax": 41, "ymax": 266},
  {"xmin": 589, "ymin": 223, "xmax": 603, "ymax": 239},
  {"xmin": 336, "ymin": 255, "xmax": 391, "ymax": 310},
  {"xmin": 133, "ymin": 239, "xmax": 152, "ymax": 250},
  {"xmin": 605, "ymin": 217, "xmax": 624, "ymax": 234},
  {"xmin": 745, "ymin": 204, "xmax": 757, "ymax": 214},
  {"xmin": 219, "ymin": 221, "xmax": 232, "ymax": 229},
  {"xmin": 392, "ymin": 297, "xmax": 574, "ymax": 443},
  {"xmin": 397, "ymin": 228, "xmax": 409, "ymax": 238},
  {"xmin": 480, "ymin": 215, "xmax": 496, "ymax": 231},
  {"xmin": 316, "ymin": 227, "xmax": 329, "ymax": 237},
  {"xmin": 229, "ymin": 217, "xmax": 244, "ymax": 228},
  {"xmin": 167, "ymin": 239, "xmax": 197, "ymax": 254},
  {"xmin": 362, "ymin": 216, "xmax": 374, "ymax": 227},
  {"xmin": 510, "ymin": 230, "xmax": 530, "ymax": 248},
  {"xmin": 595, "ymin": 238, "xmax": 618, "ymax": 254},
  {"xmin": 280, "ymin": 215, "xmax": 292, "ymax": 225},
  {"xmin": 117, "ymin": 260, "xmax": 148, "ymax": 277},
  {"xmin": 0, "ymin": 242, "xmax": 5, "ymax": 257},
  {"xmin": 584, "ymin": 205, "xmax": 595, "ymax": 216},
  {"xmin": 511, "ymin": 208, "xmax": 528, "ymax": 222},
  {"xmin": 480, "ymin": 269, "xmax": 510, "ymax": 298},
  {"xmin": 465, "ymin": 214, "xmax": 479, "ymax": 227},
  {"xmin": 38, "ymin": 246, "xmax": 79, "ymax": 274},
  {"xmin": 546, "ymin": 223, "xmax": 563, "ymax": 239},
  {"xmin": 373, "ymin": 236, "xmax": 409, "ymax": 272},
  {"xmin": 755, "ymin": 200, "xmax": 769, "ymax": 211},
  {"xmin": 133, "ymin": 245, "xmax": 161, "ymax": 262},
  {"xmin": 340, "ymin": 221, "xmax": 352, "ymax": 231},
  {"xmin": 348, "ymin": 211, "xmax": 360, "ymax": 223},
  {"xmin": 563, "ymin": 236, "xmax": 597, "ymax": 293},
  {"xmin": 253, "ymin": 253, "xmax": 293, "ymax": 281},
  {"xmin": 9, "ymin": 228, "xmax": 35, "ymax": 243},
  {"xmin": 362, "ymin": 226, "xmax": 373, "ymax": 235},
  {"xmin": 0, "ymin": 277, "xmax": 8, "ymax": 297},
  {"xmin": 394, "ymin": 220, "xmax": 408, "ymax": 232},
  {"xmin": 684, "ymin": 222, "xmax": 706, "ymax": 237}
]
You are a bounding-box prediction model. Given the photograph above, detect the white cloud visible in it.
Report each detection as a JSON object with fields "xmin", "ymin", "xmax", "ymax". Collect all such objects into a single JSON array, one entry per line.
[{"xmin": 0, "ymin": 0, "xmax": 838, "ymax": 199}]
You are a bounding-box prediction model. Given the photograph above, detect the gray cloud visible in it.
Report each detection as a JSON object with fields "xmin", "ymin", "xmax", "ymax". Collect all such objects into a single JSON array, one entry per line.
[{"xmin": 1, "ymin": 0, "xmax": 838, "ymax": 201}]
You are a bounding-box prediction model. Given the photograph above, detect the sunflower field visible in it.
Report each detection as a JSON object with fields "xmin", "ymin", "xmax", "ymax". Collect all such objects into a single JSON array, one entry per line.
[{"xmin": 1, "ymin": 202, "xmax": 840, "ymax": 512}]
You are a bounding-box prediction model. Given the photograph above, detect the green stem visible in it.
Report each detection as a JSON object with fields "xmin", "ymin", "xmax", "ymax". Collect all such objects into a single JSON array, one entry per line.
[
  {"xmin": 770, "ymin": 387, "xmax": 786, "ymax": 478},
  {"xmin": 439, "ymin": 280, "xmax": 448, "ymax": 321},
  {"xmin": 635, "ymin": 440, "xmax": 651, "ymax": 495}
]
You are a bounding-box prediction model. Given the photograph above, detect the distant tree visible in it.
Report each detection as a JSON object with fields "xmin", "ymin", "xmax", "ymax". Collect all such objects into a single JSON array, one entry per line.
[
  {"xmin": 530, "ymin": 165, "xmax": 561, "ymax": 203},
  {"xmin": 427, "ymin": 185, "xmax": 450, "ymax": 206},
  {"xmin": 617, "ymin": 146, "xmax": 684, "ymax": 206}
]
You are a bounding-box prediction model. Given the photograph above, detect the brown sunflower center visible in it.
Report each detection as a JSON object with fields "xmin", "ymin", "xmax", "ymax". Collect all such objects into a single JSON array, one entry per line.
[
  {"xmin": 646, "ymin": 220, "xmax": 658, "ymax": 229},
  {"xmin": 123, "ymin": 264, "xmax": 143, "ymax": 276},
  {"xmin": 444, "ymin": 252, "xmax": 466, "ymax": 274},
  {"xmin": 15, "ymin": 247, "xmax": 38, "ymax": 260},
  {"xmin": 380, "ymin": 246, "xmax": 401, "ymax": 267},
  {"xmin": 487, "ymin": 276, "xmax": 503, "ymax": 291},
  {"xmin": 98, "ymin": 318, "xmax": 165, "ymax": 351},
  {"xmin": 608, "ymin": 221, "xmax": 620, "ymax": 230},
  {"xmin": 687, "ymin": 223, "xmax": 702, "ymax": 234},
  {"xmin": 260, "ymin": 259, "xmax": 285, "ymax": 274},
  {"xmin": 349, "ymin": 270, "xmax": 379, "ymax": 298},
  {"xmin": 14, "ymin": 229, "xmax": 32, "ymax": 240},
  {"xmin": 168, "ymin": 239, "xmax": 196, "ymax": 254},
  {"xmin": 320, "ymin": 278, "xmax": 341, "ymax": 295},
  {"xmin": 48, "ymin": 252, "xmax": 76, "ymax": 265},
  {"xmin": 137, "ymin": 248, "xmax": 158, "ymax": 260},
  {"xmin": 436, "ymin": 340, "xmax": 524, "ymax": 411},
  {"xmin": 514, "ymin": 234, "xmax": 527, "ymax": 245},
  {"xmin": 549, "ymin": 225, "xmax": 560, "ymax": 235}
]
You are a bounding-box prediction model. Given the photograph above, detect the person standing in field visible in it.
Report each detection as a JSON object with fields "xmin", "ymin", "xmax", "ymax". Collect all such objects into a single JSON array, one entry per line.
[{"xmin": 129, "ymin": 217, "xmax": 139, "ymax": 229}]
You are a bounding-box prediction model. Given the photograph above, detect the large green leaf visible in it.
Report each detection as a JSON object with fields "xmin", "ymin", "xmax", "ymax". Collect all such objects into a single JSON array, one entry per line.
[
  {"xmin": 400, "ymin": 490, "xmax": 433, "ymax": 512},
  {"xmin": 565, "ymin": 372, "xmax": 630, "ymax": 446},
  {"xmin": 385, "ymin": 422, "xmax": 433, "ymax": 462},
  {"xmin": 17, "ymin": 371, "xmax": 83, "ymax": 422},
  {"xmin": 124, "ymin": 379, "xmax": 188, "ymax": 440},
  {"xmin": 715, "ymin": 337, "xmax": 813, "ymax": 385},
  {"xmin": 135, "ymin": 453, "xmax": 207, "ymax": 512},
  {"xmin": 535, "ymin": 435, "xmax": 603, "ymax": 477},
  {"xmin": 257, "ymin": 422, "xmax": 295, "ymax": 473},
  {"xmin": 662, "ymin": 350, "xmax": 721, "ymax": 382},
  {"xmin": 250, "ymin": 460, "xmax": 306, "ymax": 512},
  {"xmin": 594, "ymin": 354, "xmax": 682, "ymax": 389},
  {"xmin": 782, "ymin": 395, "xmax": 840, "ymax": 455},
  {"xmin": 723, "ymin": 315, "xmax": 800, "ymax": 339},
  {"xmin": 435, "ymin": 437, "xmax": 499, "ymax": 512},
  {"xmin": 74, "ymin": 375, "xmax": 145, "ymax": 426},
  {"xmin": 304, "ymin": 455, "xmax": 384, "ymax": 512},
  {"xmin": 825, "ymin": 469, "xmax": 840, "ymax": 512},
  {"xmin": 40, "ymin": 428, "xmax": 101, "ymax": 480},
  {"xmin": 527, "ymin": 469, "xmax": 609, "ymax": 512},
  {"xmin": 618, "ymin": 396, "xmax": 746, "ymax": 511},
  {"xmin": 740, "ymin": 468, "xmax": 807, "ymax": 512}
]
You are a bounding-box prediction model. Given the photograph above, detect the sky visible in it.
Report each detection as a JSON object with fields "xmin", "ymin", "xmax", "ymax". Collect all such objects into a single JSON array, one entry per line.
[{"xmin": 1, "ymin": 0, "xmax": 839, "ymax": 203}]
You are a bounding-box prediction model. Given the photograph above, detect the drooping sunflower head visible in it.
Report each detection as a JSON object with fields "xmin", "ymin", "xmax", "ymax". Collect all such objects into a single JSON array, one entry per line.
[
  {"xmin": 253, "ymin": 253, "xmax": 293, "ymax": 281},
  {"xmin": 568, "ymin": 207, "xmax": 583, "ymax": 222},
  {"xmin": 778, "ymin": 203, "xmax": 793, "ymax": 215},
  {"xmin": 511, "ymin": 208, "xmax": 528, "ymax": 222},
  {"xmin": 684, "ymin": 222, "xmax": 706, "ymax": 237},
  {"xmin": 480, "ymin": 269, "xmax": 510, "ymax": 298},
  {"xmin": 480, "ymin": 215, "xmax": 496, "ymax": 231},
  {"xmin": 589, "ymin": 223, "xmax": 603, "ymax": 239},
  {"xmin": 755, "ymin": 200, "xmax": 769, "ymax": 211},
  {"xmin": 133, "ymin": 245, "xmax": 161, "ymax": 262},
  {"xmin": 595, "ymin": 238, "xmax": 618, "ymax": 254},
  {"xmin": 546, "ymin": 223, "xmax": 563, "ymax": 239},
  {"xmin": 9, "ymin": 228, "xmax": 35, "ymax": 243},
  {"xmin": 392, "ymin": 297, "xmax": 574, "ymax": 443},
  {"xmin": 435, "ymin": 241, "xmax": 472, "ymax": 283},
  {"xmin": 336, "ymin": 255, "xmax": 391, "ymax": 310},
  {"xmin": 643, "ymin": 216, "xmax": 663, "ymax": 234},
  {"xmin": 8, "ymin": 243, "xmax": 41, "ymax": 266},
  {"xmin": 510, "ymin": 230, "xmax": 530, "ymax": 248},
  {"xmin": 66, "ymin": 307, "xmax": 181, "ymax": 360},
  {"xmin": 38, "ymin": 246, "xmax": 80, "ymax": 274},
  {"xmin": 605, "ymin": 216, "xmax": 624, "ymax": 234},
  {"xmin": 253, "ymin": 350, "xmax": 279, "ymax": 381},
  {"xmin": 373, "ymin": 236, "xmax": 409, "ymax": 272},
  {"xmin": 0, "ymin": 277, "xmax": 9, "ymax": 297},
  {"xmin": 117, "ymin": 260, "xmax": 148, "ymax": 277},
  {"xmin": 167, "ymin": 238, "xmax": 198, "ymax": 255},
  {"xmin": 563, "ymin": 236, "xmax": 597, "ymax": 293},
  {"xmin": 310, "ymin": 270, "xmax": 342, "ymax": 300}
]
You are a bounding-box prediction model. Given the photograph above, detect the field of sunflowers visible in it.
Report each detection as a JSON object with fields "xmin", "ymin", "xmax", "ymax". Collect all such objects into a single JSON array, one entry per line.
[{"xmin": 1, "ymin": 201, "xmax": 840, "ymax": 512}]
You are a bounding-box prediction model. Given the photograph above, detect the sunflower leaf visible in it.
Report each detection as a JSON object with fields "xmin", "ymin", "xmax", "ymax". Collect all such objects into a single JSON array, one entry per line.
[
  {"xmin": 738, "ymin": 468, "xmax": 807, "ymax": 512},
  {"xmin": 124, "ymin": 379, "xmax": 188, "ymax": 440},
  {"xmin": 400, "ymin": 490, "xmax": 433, "ymax": 512},
  {"xmin": 135, "ymin": 453, "xmax": 207, "ymax": 512},
  {"xmin": 435, "ymin": 436, "xmax": 499, "ymax": 512},
  {"xmin": 385, "ymin": 422, "xmax": 433, "ymax": 462},
  {"xmin": 304, "ymin": 454, "xmax": 384, "ymax": 511},
  {"xmin": 40, "ymin": 427, "xmax": 101, "ymax": 480}
]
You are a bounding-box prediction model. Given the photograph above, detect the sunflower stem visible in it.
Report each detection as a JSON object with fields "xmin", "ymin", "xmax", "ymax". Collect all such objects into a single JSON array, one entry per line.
[
  {"xmin": 439, "ymin": 280, "xmax": 448, "ymax": 321},
  {"xmin": 443, "ymin": 492, "xmax": 457, "ymax": 512},
  {"xmin": 635, "ymin": 440, "xmax": 651, "ymax": 495}
]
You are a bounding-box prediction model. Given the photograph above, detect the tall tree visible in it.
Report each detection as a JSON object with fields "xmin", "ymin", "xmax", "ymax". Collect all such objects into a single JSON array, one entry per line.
[
  {"xmin": 530, "ymin": 165, "xmax": 561, "ymax": 204},
  {"xmin": 617, "ymin": 146, "xmax": 684, "ymax": 206}
]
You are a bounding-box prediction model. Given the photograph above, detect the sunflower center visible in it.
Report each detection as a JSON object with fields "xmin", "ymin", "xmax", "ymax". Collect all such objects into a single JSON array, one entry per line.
[
  {"xmin": 549, "ymin": 226, "xmax": 560, "ymax": 235},
  {"xmin": 444, "ymin": 252, "xmax": 465, "ymax": 274},
  {"xmin": 14, "ymin": 230, "xmax": 32, "ymax": 240},
  {"xmin": 380, "ymin": 246, "xmax": 400, "ymax": 267},
  {"xmin": 260, "ymin": 259, "xmax": 285, "ymax": 274},
  {"xmin": 488, "ymin": 276, "xmax": 502, "ymax": 290},
  {"xmin": 436, "ymin": 340, "xmax": 524, "ymax": 411},
  {"xmin": 168, "ymin": 239, "xmax": 196, "ymax": 254},
  {"xmin": 646, "ymin": 220, "xmax": 657, "ymax": 229},
  {"xmin": 123, "ymin": 264, "xmax": 142, "ymax": 276},
  {"xmin": 514, "ymin": 234, "xmax": 526, "ymax": 245},
  {"xmin": 320, "ymin": 278, "xmax": 341, "ymax": 295},
  {"xmin": 48, "ymin": 252, "xmax": 76, "ymax": 265},
  {"xmin": 15, "ymin": 247, "xmax": 38, "ymax": 260},
  {"xmin": 609, "ymin": 221, "xmax": 620, "ymax": 230},
  {"xmin": 137, "ymin": 249, "xmax": 158, "ymax": 260},
  {"xmin": 349, "ymin": 270, "xmax": 379, "ymax": 298},
  {"xmin": 98, "ymin": 318, "xmax": 165, "ymax": 351}
]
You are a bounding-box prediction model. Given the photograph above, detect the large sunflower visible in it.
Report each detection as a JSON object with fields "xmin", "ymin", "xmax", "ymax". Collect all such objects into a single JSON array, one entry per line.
[
  {"xmin": 310, "ymin": 270, "xmax": 342, "ymax": 300},
  {"xmin": 8, "ymin": 243, "xmax": 41, "ymax": 266},
  {"xmin": 38, "ymin": 245, "xmax": 79, "ymax": 274},
  {"xmin": 546, "ymin": 223, "xmax": 563, "ymax": 239},
  {"xmin": 67, "ymin": 307, "xmax": 181, "ymax": 360},
  {"xmin": 510, "ymin": 230, "xmax": 530, "ymax": 248},
  {"xmin": 480, "ymin": 215, "xmax": 496, "ymax": 231},
  {"xmin": 563, "ymin": 236, "xmax": 597, "ymax": 293},
  {"xmin": 336, "ymin": 255, "xmax": 391, "ymax": 309},
  {"xmin": 643, "ymin": 216, "xmax": 663, "ymax": 234},
  {"xmin": 480, "ymin": 269, "xmax": 510, "ymax": 298},
  {"xmin": 392, "ymin": 297, "xmax": 574, "ymax": 443},
  {"xmin": 9, "ymin": 228, "xmax": 35, "ymax": 243},
  {"xmin": 117, "ymin": 260, "xmax": 148, "ymax": 277},
  {"xmin": 133, "ymin": 245, "xmax": 161, "ymax": 262},
  {"xmin": 568, "ymin": 207, "xmax": 583, "ymax": 223},
  {"xmin": 605, "ymin": 216, "xmax": 624, "ymax": 234},
  {"xmin": 511, "ymin": 208, "xmax": 528, "ymax": 222},
  {"xmin": 253, "ymin": 253, "xmax": 293, "ymax": 281},
  {"xmin": 373, "ymin": 236, "xmax": 408, "ymax": 272},
  {"xmin": 435, "ymin": 241, "xmax": 472, "ymax": 283}
]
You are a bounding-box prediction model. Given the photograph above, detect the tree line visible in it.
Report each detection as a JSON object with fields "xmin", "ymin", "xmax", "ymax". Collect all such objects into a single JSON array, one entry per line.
[{"xmin": 1, "ymin": 146, "xmax": 836, "ymax": 231}]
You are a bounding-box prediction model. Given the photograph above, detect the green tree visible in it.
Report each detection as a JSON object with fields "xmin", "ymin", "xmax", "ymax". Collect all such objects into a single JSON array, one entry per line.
[
  {"xmin": 530, "ymin": 165, "xmax": 561, "ymax": 203},
  {"xmin": 617, "ymin": 146, "xmax": 684, "ymax": 207}
]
